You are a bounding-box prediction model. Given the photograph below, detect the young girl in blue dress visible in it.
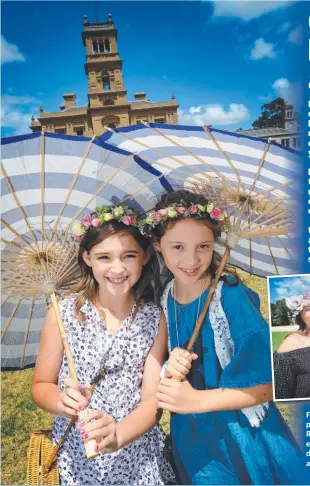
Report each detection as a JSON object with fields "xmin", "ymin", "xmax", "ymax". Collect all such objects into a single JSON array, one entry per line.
[
  {"xmin": 140, "ymin": 190, "xmax": 307, "ymax": 485},
  {"xmin": 32, "ymin": 205, "xmax": 175, "ymax": 485}
]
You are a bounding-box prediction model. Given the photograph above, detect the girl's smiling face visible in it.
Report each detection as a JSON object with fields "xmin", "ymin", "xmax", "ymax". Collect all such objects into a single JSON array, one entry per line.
[
  {"xmin": 155, "ymin": 218, "xmax": 215, "ymax": 286},
  {"xmin": 83, "ymin": 232, "xmax": 149, "ymax": 297}
]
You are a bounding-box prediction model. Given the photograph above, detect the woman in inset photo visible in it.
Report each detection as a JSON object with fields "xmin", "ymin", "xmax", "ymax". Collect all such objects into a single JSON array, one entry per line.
[{"xmin": 273, "ymin": 292, "xmax": 310, "ymax": 400}]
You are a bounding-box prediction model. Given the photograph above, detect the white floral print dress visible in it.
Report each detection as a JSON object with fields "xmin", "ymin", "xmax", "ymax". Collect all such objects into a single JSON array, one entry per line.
[{"xmin": 53, "ymin": 295, "xmax": 175, "ymax": 485}]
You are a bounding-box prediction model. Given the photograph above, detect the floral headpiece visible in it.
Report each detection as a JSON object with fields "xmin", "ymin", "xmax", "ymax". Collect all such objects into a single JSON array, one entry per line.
[
  {"xmin": 72, "ymin": 205, "xmax": 138, "ymax": 241},
  {"xmin": 285, "ymin": 291, "xmax": 310, "ymax": 317},
  {"xmin": 138, "ymin": 200, "xmax": 227, "ymax": 236}
]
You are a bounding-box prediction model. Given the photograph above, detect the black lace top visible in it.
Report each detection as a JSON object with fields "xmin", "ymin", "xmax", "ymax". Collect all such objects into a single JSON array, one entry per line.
[{"xmin": 273, "ymin": 346, "xmax": 310, "ymax": 399}]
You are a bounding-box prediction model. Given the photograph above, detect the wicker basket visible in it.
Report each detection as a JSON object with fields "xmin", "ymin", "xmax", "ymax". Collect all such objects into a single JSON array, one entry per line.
[
  {"xmin": 26, "ymin": 430, "xmax": 60, "ymax": 485},
  {"xmin": 25, "ymin": 370, "xmax": 107, "ymax": 484}
]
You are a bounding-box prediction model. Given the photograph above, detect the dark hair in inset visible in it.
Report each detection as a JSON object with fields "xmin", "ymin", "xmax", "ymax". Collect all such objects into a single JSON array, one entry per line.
[
  {"xmin": 295, "ymin": 313, "xmax": 307, "ymax": 332},
  {"xmin": 71, "ymin": 221, "xmax": 161, "ymax": 319},
  {"xmin": 152, "ymin": 189, "xmax": 239, "ymax": 287},
  {"xmin": 284, "ymin": 311, "xmax": 309, "ymax": 340}
]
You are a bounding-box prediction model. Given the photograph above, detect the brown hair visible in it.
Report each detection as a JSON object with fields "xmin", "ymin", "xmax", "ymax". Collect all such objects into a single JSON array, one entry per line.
[
  {"xmin": 152, "ymin": 189, "xmax": 239, "ymax": 287},
  {"xmin": 71, "ymin": 220, "xmax": 161, "ymax": 319},
  {"xmin": 295, "ymin": 313, "xmax": 307, "ymax": 332},
  {"xmin": 283, "ymin": 311, "xmax": 310, "ymax": 340}
]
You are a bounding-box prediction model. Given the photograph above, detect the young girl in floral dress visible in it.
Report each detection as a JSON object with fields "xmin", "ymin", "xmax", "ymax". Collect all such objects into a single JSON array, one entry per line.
[{"xmin": 32, "ymin": 205, "xmax": 175, "ymax": 485}]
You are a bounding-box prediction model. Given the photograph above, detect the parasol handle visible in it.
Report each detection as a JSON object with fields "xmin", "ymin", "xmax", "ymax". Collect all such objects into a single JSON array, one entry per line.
[
  {"xmin": 186, "ymin": 247, "xmax": 231, "ymax": 351},
  {"xmin": 50, "ymin": 292, "xmax": 78, "ymax": 383}
]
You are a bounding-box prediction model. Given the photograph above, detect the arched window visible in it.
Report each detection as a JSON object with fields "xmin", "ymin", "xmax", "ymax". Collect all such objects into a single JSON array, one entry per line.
[
  {"xmin": 102, "ymin": 116, "xmax": 119, "ymax": 128},
  {"xmin": 103, "ymin": 97, "xmax": 114, "ymax": 105},
  {"xmin": 102, "ymin": 77, "xmax": 110, "ymax": 90},
  {"xmin": 92, "ymin": 39, "xmax": 111, "ymax": 54},
  {"xmin": 92, "ymin": 41, "xmax": 98, "ymax": 54}
]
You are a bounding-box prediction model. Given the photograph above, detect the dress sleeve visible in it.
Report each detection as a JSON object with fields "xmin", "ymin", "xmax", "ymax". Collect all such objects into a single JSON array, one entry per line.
[
  {"xmin": 218, "ymin": 283, "xmax": 273, "ymax": 389},
  {"xmin": 273, "ymin": 351, "xmax": 296, "ymax": 399}
]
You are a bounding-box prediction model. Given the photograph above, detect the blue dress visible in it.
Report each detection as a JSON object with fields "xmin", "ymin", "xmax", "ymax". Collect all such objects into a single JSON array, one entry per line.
[{"xmin": 167, "ymin": 281, "xmax": 308, "ymax": 485}]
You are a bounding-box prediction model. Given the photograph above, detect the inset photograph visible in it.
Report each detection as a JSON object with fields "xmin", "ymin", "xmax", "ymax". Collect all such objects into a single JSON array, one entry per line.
[{"xmin": 268, "ymin": 274, "xmax": 310, "ymax": 401}]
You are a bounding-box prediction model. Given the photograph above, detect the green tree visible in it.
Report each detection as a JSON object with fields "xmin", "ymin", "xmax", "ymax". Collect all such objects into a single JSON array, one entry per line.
[
  {"xmin": 252, "ymin": 97, "xmax": 286, "ymax": 129},
  {"xmin": 271, "ymin": 299, "xmax": 290, "ymax": 326}
]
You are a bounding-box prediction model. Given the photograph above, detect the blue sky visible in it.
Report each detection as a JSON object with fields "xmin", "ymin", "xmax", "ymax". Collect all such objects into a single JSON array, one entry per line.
[
  {"xmin": 269, "ymin": 275, "xmax": 310, "ymax": 303},
  {"xmin": 1, "ymin": 0, "xmax": 306, "ymax": 136}
]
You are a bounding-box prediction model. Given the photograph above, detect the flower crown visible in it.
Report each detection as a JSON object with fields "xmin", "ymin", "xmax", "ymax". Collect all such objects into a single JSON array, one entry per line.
[
  {"xmin": 138, "ymin": 200, "xmax": 226, "ymax": 236},
  {"xmin": 285, "ymin": 291, "xmax": 310, "ymax": 317},
  {"xmin": 72, "ymin": 205, "xmax": 138, "ymax": 241}
]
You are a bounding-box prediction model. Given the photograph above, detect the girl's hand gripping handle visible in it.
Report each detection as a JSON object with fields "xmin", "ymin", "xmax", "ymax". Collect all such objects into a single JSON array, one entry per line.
[
  {"xmin": 59, "ymin": 377, "xmax": 98, "ymax": 459},
  {"xmin": 164, "ymin": 347, "xmax": 198, "ymax": 380},
  {"xmin": 59, "ymin": 377, "xmax": 91, "ymax": 418}
]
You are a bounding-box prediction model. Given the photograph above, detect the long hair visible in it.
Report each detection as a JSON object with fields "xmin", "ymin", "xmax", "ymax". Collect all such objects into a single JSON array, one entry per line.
[
  {"xmin": 71, "ymin": 221, "xmax": 161, "ymax": 319},
  {"xmin": 151, "ymin": 189, "xmax": 239, "ymax": 287},
  {"xmin": 284, "ymin": 312, "xmax": 309, "ymax": 340},
  {"xmin": 295, "ymin": 313, "xmax": 308, "ymax": 332}
]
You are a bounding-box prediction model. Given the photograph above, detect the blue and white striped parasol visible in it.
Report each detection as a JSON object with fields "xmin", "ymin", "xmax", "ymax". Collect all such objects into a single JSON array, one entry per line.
[
  {"xmin": 1, "ymin": 131, "xmax": 173, "ymax": 370},
  {"xmin": 1, "ymin": 124, "xmax": 301, "ymax": 368},
  {"xmin": 99, "ymin": 122, "xmax": 301, "ymax": 278},
  {"xmin": 98, "ymin": 122, "xmax": 302, "ymax": 351}
]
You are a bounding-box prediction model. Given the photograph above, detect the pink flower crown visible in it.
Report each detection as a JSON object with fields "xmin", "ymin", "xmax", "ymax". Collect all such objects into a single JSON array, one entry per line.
[
  {"xmin": 72, "ymin": 205, "xmax": 138, "ymax": 241},
  {"xmin": 138, "ymin": 200, "xmax": 227, "ymax": 236},
  {"xmin": 285, "ymin": 291, "xmax": 310, "ymax": 317}
]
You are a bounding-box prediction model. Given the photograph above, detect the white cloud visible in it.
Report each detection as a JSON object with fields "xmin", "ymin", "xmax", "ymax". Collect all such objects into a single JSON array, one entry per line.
[
  {"xmin": 277, "ymin": 21, "xmax": 293, "ymax": 33},
  {"xmin": 271, "ymin": 78, "xmax": 302, "ymax": 108},
  {"xmin": 179, "ymin": 103, "xmax": 250, "ymax": 126},
  {"xmin": 276, "ymin": 287, "xmax": 288, "ymax": 296},
  {"xmin": 274, "ymin": 275, "xmax": 310, "ymax": 300},
  {"xmin": 272, "ymin": 78, "xmax": 291, "ymax": 98},
  {"xmin": 189, "ymin": 106, "xmax": 202, "ymax": 114},
  {"xmin": 212, "ymin": 1, "xmax": 294, "ymax": 21},
  {"xmin": 1, "ymin": 94, "xmax": 40, "ymax": 135},
  {"xmin": 288, "ymin": 25, "xmax": 302, "ymax": 45},
  {"xmin": 250, "ymin": 38, "xmax": 277, "ymax": 60},
  {"xmin": 1, "ymin": 35, "xmax": 25, "ymax": 64}
]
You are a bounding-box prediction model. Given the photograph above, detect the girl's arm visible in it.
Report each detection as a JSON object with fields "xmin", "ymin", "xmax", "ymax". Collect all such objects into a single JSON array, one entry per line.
[
  {"xmin": 115, "ymin": 311, "xmax": 168, "ymax": 448},
  {"xmin": 31, "ymin": 308, "xmax": 87, "ymax": 418},
  {"xmin": 77, "ymin": 312, "xmax": 168, "ymax": 452},
  {"xmin": 157, "ymin": 345, "xmax": 272, "ymax": 414},
  {"xmin": 157, "ymin": 377, "xmax": 272, "ymax": 414}
]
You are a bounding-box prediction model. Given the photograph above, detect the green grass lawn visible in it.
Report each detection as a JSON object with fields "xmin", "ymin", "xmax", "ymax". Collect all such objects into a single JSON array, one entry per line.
[
  {"xmin": 1, "ymin": 369, "xmax": 53, "ymax": 485},
  {"xmin": 1, "ymin": 272, "xmax": 295, "ymax": 485},
  {"xmin": 1, "ymin": 368, "xmax": 171, "ymax": 485},
  {"xmin": 272, "ymin": 331, "xmax": 287, "ymax": 351}
]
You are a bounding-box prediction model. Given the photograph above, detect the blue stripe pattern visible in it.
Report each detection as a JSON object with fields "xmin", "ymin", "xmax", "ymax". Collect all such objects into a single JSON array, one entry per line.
[
  {"xmin": 1, "ymin": 125, "xmax": 301, "ymax": 369},
  {"xmin": 1, "ymin": 131, "xmax": 173, "ymax": 369},
  {"xmin": 99, "ymin": 123, "xmax": 301, "ymax": 278}
]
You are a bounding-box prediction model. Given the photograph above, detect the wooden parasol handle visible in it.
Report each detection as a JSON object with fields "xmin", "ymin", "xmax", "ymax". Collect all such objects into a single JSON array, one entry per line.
[
  {"xmin": 186, "ymin": 247, "xmax": 231, "ymax": 351},
  {"xmin": 43, "ymin": 381, "xmax": 97, "ymax": 478},
  {"xmin": 50, "ymin": 292, "xmax": 78, "ymax": 383}
]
